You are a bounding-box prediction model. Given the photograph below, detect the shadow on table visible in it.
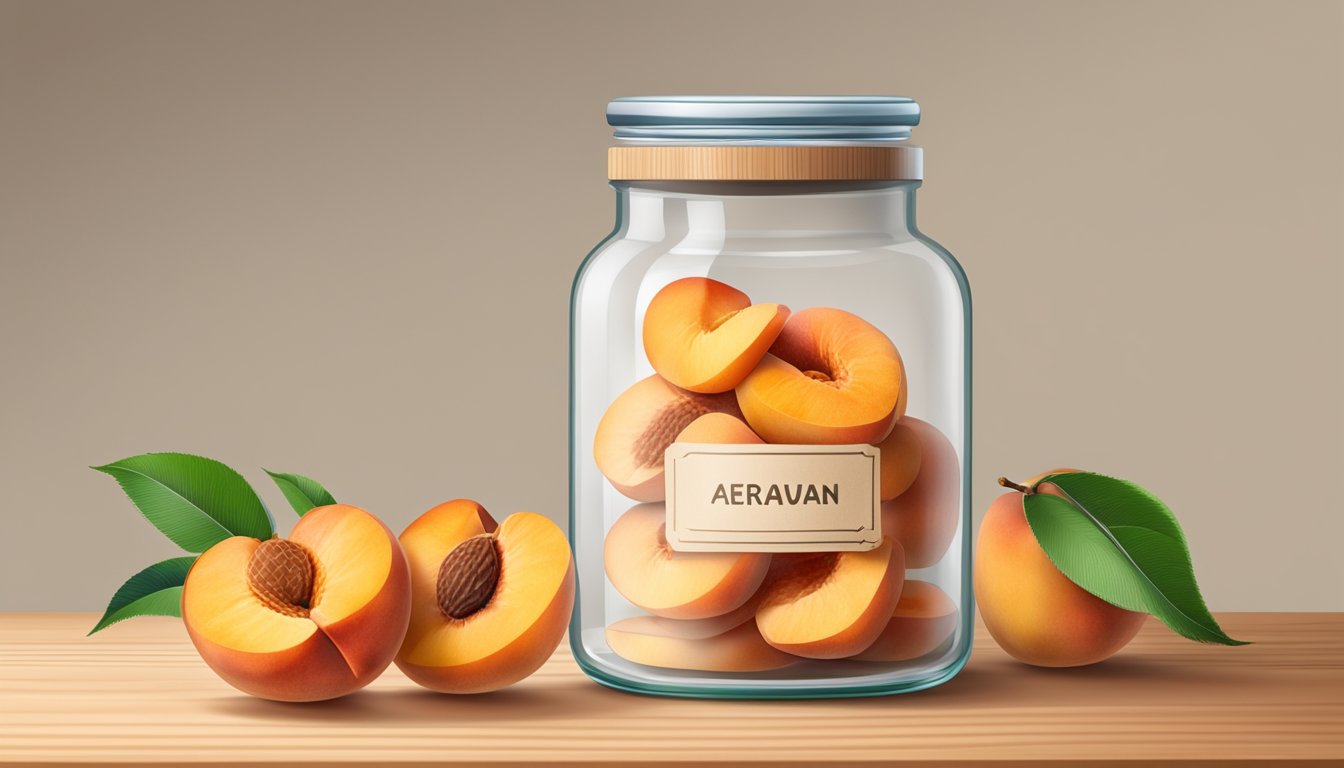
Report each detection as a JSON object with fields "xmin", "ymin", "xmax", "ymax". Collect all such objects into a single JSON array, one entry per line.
[
  {"xmin": 204, "ymin": 678, "xmax": 634, "ymax": 724},
  {"xmin": 203, "ymin": 652, "xmax": 1266, "ymax": 721},
  {"xmin": 828, "ymin": 653, "xmax": 1266, "ymax": 710}
]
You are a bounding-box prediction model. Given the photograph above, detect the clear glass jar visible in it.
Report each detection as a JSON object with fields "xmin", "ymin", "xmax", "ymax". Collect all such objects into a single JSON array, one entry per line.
[{"xmin": 569, "ymin": 97, "xmax": 971, "ymax": 698}]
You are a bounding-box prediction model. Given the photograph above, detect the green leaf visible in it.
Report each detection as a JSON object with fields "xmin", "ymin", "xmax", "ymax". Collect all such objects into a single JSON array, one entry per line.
[
  {"xmin": 88, "ymin": 557, "xmax": 195, "ymax": 635},
  {"xmin": 264, "ymin": 469, "xmax": 336, "ymax": 516},
  {"xmin": 92, "ymin": 453, "xmax": 274, "ymax": 552},
  {"xmin": 1024, "ymin": 471, "xmax": 1247, "ymax": 645}
]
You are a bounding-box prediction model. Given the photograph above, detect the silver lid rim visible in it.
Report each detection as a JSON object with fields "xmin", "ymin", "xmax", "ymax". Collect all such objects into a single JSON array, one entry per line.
[{"xmin": 607, "ymin": 95, "xmax": 921, "ymax": 142}]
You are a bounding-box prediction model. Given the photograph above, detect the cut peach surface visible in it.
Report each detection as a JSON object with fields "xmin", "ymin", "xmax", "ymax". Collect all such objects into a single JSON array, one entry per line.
[
  {"xmin": 736, "ymin": 307, "xmax": 906, "ymax": 444},
  {"xmin": 852, "ymin": 580, "xmax": 958, "ymax": 662},
  {"xmin": 181, "ymin": 504, "xmax": 411, "ymax": 702},
  {"xmin": 875, "ymin": 419, "xmax": 922, "ymax": 501},
  {"xmin": 396, "ymin": 500, "xmax": 574, "ymax": 693},
  {"xmin": 754, "ymin": 538, "xmax": 905, "ymax": 659},
  {"xmin": 606, "ymin": 619, "xmax": 795, "ymax": 672},
  {"xmin": 642, "ymin": 277, "xmax": 790, "ymax": 393},
  {"xmin": 604, "ymin": 503, "xmax": 770, "ymax": 620},
  {"xmin": 593, "ymin": 374, "xmax": 743, "ymax": 502},
  {"xmin": 881, "ymin": 417, "xmax": 960, "ymax": 568}
]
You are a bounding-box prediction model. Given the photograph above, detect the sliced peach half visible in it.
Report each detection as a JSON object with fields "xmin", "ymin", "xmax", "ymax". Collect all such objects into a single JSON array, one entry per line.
[
  {"xmin": 736, "ymin": 307, "xmax": 907, "ymax": 444},
  {"xmin": 754, "ymin": 538, "xmax": 905, "ymax": 659},
  {"xmin": 642, "ymin": 277, "xmax": 790, "ymax": 393},
  {"xmin": 593, "ymin": 374, "xmax": 743, "ymax": 502},
  {"xmin": 853, "ymin": 580, "xmax": 958, "ymax": 662},
  {"xmin": 881, "ymin": 417, "xmax": 960, "ymax": 568},
  {"xmin": 181, "ymin": 504, "xmax": 411, "ymax": 702},
  {"xmin": 396, "ymin": 500, "xmax": 575, "ymax": 694},
  {"xmin": 606, "ymin": 618, "xmax": 794, "ymax": 672},
  {"xmin": 876, "ymin": 419, "xmax": 922, "ymax": 501},
  {"xmin": 604, "ymin": 503, "xmax": 770, "ymax": 620}
]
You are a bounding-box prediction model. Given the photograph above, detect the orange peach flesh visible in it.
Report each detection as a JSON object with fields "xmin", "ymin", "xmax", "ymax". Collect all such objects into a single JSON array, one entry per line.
[
  {"xmin": 606, "ymin": 619, "xmax": 795, "ymax": 672},
  {"xmin": 876, "ymin": 419, "xmax": 922, "ymax": 501},
  {"xmin": 852, "ymin": 580, "xmax": 958, "ymax": 662},
  {"xmin": 290, "ymin": 505, "xmax": 411, "ymax": 682},
  {"xmin": 754, "ymin": 538, "xmax": 905, "ymax": 659},
  {"xmin": 642, "ymin": 277, "xmax": 790, "ymax": 394},
  {"xmin": 604, "ymin": 503, "xmax": 770, "ymax": 620},
  {"xmin": 736, "ymin": 307, "xmax": 906, "ymax": 444},
  {"xmin": 397, "ymin": 502, "xmax": 574, "ymax": 693},
  {"xmin": 880, "ymin": 417, "xmax": 960, "ymax": 569},
  {"xmin": 593, "ymin": 374, "xmax": 742, "ymax": 502},
  {"xmin": 181, "ymin": 504, "xmax": 410, "ymax": 702}
]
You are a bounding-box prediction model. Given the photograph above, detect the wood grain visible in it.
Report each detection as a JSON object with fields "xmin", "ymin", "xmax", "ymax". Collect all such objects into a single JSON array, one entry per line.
[
  {"xmin": 1, "ymin": 613, "xmax": 1339, "ymax": 766},
  {"xmin": 607, "ymin": 145, "xmax": 922, "ymax": 181}
]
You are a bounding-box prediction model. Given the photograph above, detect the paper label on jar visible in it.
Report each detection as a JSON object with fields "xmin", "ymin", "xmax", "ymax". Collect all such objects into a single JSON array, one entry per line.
[{"xmin": 663, "ymin": 443, "xmax": 881, "ymax": 553}]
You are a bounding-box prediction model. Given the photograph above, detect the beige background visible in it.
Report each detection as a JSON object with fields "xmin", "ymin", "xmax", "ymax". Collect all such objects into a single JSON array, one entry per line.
[{"xmin": 1, "ymin": 0, "xmax": 1340, "ymax": 611}]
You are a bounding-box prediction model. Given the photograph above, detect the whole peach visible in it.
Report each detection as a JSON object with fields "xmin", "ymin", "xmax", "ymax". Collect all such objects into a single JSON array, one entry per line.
[{"xmin": 974, "ymin": 481, "xmax": 1145, "ymax": 667}]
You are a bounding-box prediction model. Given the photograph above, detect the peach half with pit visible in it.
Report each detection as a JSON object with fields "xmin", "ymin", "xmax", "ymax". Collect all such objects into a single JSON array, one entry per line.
[
  {"xmin": 604, "ymin": 503, "xmax": 771, "ymax": 620},
  {"xmin": 593, "ymin": 374, "xmax": 753, "ymax": 502},
  {"xmin": 642, "ymin": 276, "xmax": 790, "ymax": 393},
  {"xmin": 395, "ymin": 500, "xmax": 575, "ymax": 693},
  {"xmin": 181, "ymin": 504, "xmax": 412, "ymax": 702},
  {"xmin": 736, "ymin": 307, "xmax": 907, "ymax": 445}
]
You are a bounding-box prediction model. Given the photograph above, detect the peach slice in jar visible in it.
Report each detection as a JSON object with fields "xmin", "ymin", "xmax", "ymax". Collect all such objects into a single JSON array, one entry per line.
[
  {"xmin": 754, "ymin": 538, "xmax": 906, "ymax": 659},
  {"xmin": 181, "ymin": 504, "xmax": 412, "ymax": 702},
  {"xmin": 881, "ymin": 417, "xmax": 960, "ymax": 568},
  {"xmin": 852, "ymin": 580, "xmax": 958, "ymax": 662},
  {"xmin": 642, "ymin": 277, "xmax": 790, "ymax": 394},
  {"xmin": 395, "ymin": 500, "xmax": 575, "ymax": 693},
  {"xmin": 736, "ymin": 307, "xmax": 907, "ymax": 444},
  {"xmin": 606, "ymin": 591, "xmax": 764, "ymax": 641},
  {"xmin": 593, "ymin": 375, "xmax": 748, "ymax": 502},
  {"xmin": 604, "ymin": 503, "xmax": 770, "ymax": 620},
  {"xmin": 606, "ymin": 619, "xmax": 794, "ymax": 673},
  {"xmin": 875, "ymin": 418, "xmax": 922, "ymax": 501}
]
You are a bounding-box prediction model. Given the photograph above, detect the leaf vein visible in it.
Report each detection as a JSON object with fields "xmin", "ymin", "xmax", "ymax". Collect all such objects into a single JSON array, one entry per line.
[
  {"xmin": 1044, "ymin": 483, "xmax": 1230, "ymax": 642},
  {"xmin": 101, "ymin": 463, "xmax": 234, "ymax": 544}
]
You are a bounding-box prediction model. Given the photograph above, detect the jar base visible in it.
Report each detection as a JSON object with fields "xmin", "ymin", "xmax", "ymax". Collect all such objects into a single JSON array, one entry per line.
[{"xmin": 569, "ymin": 624, "xmax": 974, "ymax": 700}]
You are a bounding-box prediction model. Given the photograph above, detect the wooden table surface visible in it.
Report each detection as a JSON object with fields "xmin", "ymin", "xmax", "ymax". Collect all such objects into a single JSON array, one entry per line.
[{"xmin": 1, "ymin": 612, "xmax": 1340, "ymax": 766}]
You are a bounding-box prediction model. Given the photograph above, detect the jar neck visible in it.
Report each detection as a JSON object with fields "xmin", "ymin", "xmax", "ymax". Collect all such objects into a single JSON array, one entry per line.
[{"xmin": 615, "ymin": 180, "xmax": 920, "ymax": 242}]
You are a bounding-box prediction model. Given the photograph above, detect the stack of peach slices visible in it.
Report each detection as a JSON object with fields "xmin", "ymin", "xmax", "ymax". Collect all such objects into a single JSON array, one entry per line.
[
  {"xmin": 183, "ymin": 500, "xmax": 573, "ymax": 700},
  {"xmin": 594, "ymin": 277, "xmax": 960, "ymax": 672}
]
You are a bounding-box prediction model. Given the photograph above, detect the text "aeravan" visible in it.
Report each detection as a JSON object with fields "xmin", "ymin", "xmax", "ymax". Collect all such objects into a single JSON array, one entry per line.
[{"xmin": 710, "ymin": 483, "xmax": 839, "ymax": 506}]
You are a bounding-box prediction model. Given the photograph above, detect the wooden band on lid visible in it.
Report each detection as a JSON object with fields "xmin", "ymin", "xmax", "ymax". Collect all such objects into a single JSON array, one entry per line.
[{"xmin": 608, "ymin": 146, "xmax": 922, "ymax": 181}]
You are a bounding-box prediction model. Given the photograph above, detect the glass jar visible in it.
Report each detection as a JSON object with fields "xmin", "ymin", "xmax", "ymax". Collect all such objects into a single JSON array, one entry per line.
[{"xmin": 569, "ymin": 96, "xmax": 971, "ymax": 698}]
